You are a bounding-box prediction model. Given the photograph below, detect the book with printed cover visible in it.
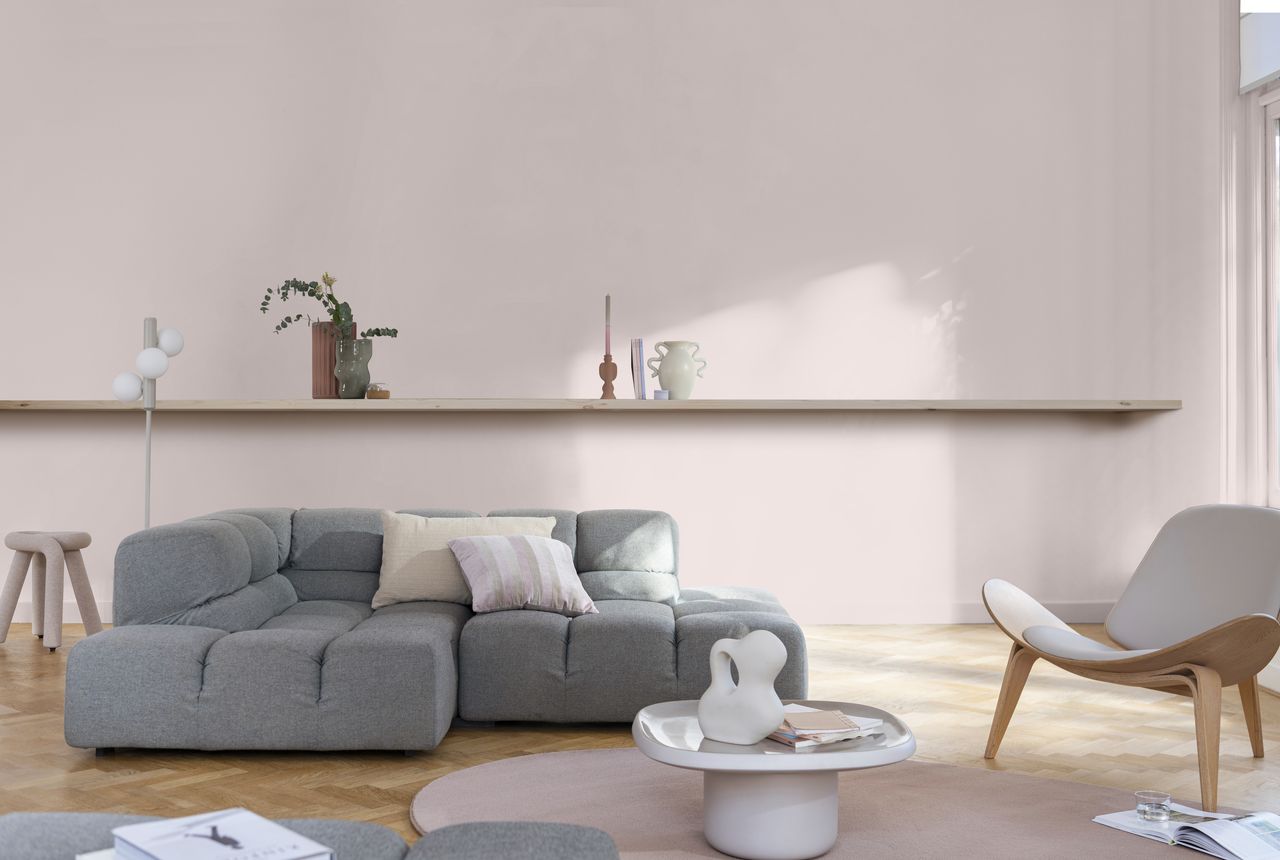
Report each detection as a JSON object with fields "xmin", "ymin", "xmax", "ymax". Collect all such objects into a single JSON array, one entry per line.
[{"xmin": 110, "ymin": 809, "xmax": 332, "ymax": 860}]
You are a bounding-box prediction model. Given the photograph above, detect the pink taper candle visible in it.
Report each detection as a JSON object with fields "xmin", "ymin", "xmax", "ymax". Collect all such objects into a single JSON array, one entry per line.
[{"xmin": 605, "ymin": 293, "xmax": 612, "ymax": 355}]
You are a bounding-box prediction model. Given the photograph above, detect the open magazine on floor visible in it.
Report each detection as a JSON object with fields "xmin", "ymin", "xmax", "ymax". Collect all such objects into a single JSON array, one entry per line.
[{"xmin": 1095, "ymin": 802, "xmax": 1280, "ymax": 859}]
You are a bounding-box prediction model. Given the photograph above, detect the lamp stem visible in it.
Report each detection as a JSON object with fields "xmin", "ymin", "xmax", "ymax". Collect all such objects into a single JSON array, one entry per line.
[
  {"xmin": 142, "ymin": 317, "xmax": 157, "ymax": 528},
  {"xmin": 144, "ymin": 408, "xmax": 152, "ymax": 529}
]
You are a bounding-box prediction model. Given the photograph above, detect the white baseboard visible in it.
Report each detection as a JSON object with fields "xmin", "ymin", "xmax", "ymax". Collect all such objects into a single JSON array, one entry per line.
[
  {"xmin": 10, "ymin": 601, "xmax": 113, "ymax": 625},
  {"xmin": 951, "ymin": 600, "xmax": 1112, "ymax": 625}
]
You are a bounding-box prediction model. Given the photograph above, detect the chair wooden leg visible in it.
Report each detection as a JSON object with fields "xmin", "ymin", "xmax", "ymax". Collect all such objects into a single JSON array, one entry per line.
[
  {"xmin": 985, "ymin": 643, "xmax": 1038, "ymax": 759},
  {"xmin": 0, "ymin": 551, "xmax": 32, "ymax": 644},
  {"xmin": 1188, "ymin": 665, "xmax": 1222, "ymax": 813},
  {"xmin": 1239, "ymin": 675, "xmax": 1265, "ymax": 759}
]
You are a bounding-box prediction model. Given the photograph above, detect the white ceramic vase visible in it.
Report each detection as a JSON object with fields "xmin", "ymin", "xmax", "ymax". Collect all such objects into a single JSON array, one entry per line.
[
  {"xmin": 647, "ymin": 341, "xmax": 707, "ymax": 400},
  {"xmin": 697, "ymin": 629, "xmax": 788, "ymax": 745}
]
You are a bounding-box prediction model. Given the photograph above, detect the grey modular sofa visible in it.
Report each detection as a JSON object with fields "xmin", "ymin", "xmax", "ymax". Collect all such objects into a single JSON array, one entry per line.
[
  {"xmin": 64, "ymin": 508, "xmax": 807, "ymax": 751},
  {"xmin": 0, "ymin": 813, "xmax": 619, "ymax": 860}
]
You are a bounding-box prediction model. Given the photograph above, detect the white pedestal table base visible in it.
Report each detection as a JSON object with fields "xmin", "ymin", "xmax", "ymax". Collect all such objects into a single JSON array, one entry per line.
[{"xmin": 703, "ymin": 769, "xmax": 839, "ymax": 860}]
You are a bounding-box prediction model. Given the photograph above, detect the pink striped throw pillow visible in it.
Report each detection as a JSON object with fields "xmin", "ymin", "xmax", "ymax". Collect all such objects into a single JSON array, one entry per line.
[{"xmin": 447, "ymin": 535, "xmax": 598, "ymax": 617}]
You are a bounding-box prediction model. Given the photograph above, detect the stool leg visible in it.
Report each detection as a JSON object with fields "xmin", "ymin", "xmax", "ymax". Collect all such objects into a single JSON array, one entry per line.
[
  {"xmin": 64, "ymin": 551, "xmax": 102, "ymax": 635},
  {"xmin": 42, "ymin": 545, "xmax": 65, "ymax": 651},
  {"xmin": 30, "ymin": 553, "xmax": 45, "ymax": 638},
  {"xmin": 0, "ymin": 551, "xmax": 32, "ymax": 644}
]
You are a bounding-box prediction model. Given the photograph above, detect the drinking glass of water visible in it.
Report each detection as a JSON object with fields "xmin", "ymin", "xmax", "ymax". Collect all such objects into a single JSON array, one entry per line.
[{"xmin": 1135, "ymin": 790, "xmax": 1172, "ymax": 821}]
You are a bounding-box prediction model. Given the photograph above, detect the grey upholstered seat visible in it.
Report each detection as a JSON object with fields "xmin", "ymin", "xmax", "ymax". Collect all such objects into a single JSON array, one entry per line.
[
  {"xmin": 460, "ymin": 590, "xmax": 807, "ymax": 721},
  {"xmin": 0, "ymin": 813, "xmax": 621, "ymax": 860},
  {"xmin": 0, "ymin": 813, "xmax": 411, "ymax": 860},
  {"xmin": 65, "ymin": 507, "xmax": 808, "ymax": 751}
]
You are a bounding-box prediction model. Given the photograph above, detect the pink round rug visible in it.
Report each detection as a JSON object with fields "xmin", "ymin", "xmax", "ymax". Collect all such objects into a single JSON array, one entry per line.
[{"xmin": 410, "ymin": 748, "xmax": 1178, "ymax": 858}]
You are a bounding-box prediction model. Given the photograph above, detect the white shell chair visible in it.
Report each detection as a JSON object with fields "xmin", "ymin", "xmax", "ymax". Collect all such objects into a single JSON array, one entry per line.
[{"xmin": 982, "ymin": 504, "xmax": 1280, "ymax": 812}]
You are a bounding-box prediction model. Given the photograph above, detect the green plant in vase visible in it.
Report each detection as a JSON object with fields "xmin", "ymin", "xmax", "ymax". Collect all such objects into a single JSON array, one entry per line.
[{"xmin": 260, "ymin": 272, "xmax": 398, "ymax": 399}]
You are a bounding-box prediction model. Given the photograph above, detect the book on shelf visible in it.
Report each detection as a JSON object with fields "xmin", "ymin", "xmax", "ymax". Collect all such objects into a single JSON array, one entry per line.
[
  {"xmin": 1094, "ymin": 802, "xmax": 1280, "ymax": 859},
  {"xmin": 100, "ymin": 809, "xmax": 332, "ymax": 860},
  {"xmin": 630, "ymin": 338, "xmax": 646, "ymax": 399},
  {"xmin": 768, "ymin": 703, "xmax": 883, "ymax": 749}
]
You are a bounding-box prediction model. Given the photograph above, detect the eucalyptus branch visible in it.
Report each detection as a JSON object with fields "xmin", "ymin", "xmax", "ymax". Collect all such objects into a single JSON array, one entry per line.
[{"xmin": 260, "ymin": 272, "xmax": 394, "ymax": 340}]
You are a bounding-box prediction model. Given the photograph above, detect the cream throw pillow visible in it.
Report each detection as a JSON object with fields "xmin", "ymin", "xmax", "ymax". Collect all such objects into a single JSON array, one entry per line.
[{"xmin": 372, "ymin": 511, "xmax": 557, "ymax": 608}]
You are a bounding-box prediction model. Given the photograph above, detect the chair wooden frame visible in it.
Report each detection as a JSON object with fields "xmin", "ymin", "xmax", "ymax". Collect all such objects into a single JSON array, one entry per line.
[{"xmin": 983, "ymin": 583, "xmax": 1280, "ymax": 812}]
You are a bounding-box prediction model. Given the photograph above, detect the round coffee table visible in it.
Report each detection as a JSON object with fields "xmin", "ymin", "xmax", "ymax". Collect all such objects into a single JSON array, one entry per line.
[{"xmin": 632, "ymin": 699, "xmax": 915, "ymax": 860}]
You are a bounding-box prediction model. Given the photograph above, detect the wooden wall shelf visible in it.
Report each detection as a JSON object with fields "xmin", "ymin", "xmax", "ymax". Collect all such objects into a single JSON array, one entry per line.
[{"xmin": 0, "ymin": 398, "xmax": 1181, "ymax": 413}]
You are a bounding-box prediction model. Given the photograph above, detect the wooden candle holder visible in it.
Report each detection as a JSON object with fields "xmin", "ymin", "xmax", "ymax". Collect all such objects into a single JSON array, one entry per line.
[{"xmin": 599, "ymin": 354, "xmax": 618, "ymax": 399}]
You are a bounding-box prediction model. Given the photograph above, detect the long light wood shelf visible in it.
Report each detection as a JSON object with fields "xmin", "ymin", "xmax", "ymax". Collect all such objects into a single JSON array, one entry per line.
[{"xmin": 0, "ymin": 398, "xmax": 1182, "ymax": 413}]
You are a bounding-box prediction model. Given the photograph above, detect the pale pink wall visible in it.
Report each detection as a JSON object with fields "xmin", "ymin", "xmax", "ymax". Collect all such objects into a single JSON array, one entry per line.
[{"xmin": 0, "ymin": 0, "xmax": 1222, "ymax": 624}]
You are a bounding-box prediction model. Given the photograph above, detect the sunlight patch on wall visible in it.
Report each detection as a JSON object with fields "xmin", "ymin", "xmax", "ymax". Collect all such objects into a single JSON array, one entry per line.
[{"xmin": 569, "ymin": 261, "xmax": 966, "ymax": 399}]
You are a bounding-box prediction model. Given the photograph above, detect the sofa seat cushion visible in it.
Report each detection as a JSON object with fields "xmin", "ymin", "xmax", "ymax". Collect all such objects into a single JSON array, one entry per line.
[
  {"xmin": 460, "ymin": 600, "xmax": 678, "ymax": 722},
  {"xmin": 674, "ymin": 585, "xmax": 790, "ymax": 618},
  {"xmin": 65, "ymin": 601, "xmax": 471, "ymax": 751},
  {"xmin": 318, "ymin": 601, "xmax": 471, "ymax": 749},
  {"xmin": 64, "ymin": 625, "xmax": 227, "ymax": 749},
  {"xmin": 260, "ymin": 599, "xmax": 373, "ymax": 632},
  {"xmin": 458, "ymin": 609, "xmax": 571, "ymax": 721},
  {"xmin": 459, "ymin": 592, "xmax": 806, "ymax": 723},
  {"xmin": 0, "ymin": 813, "xmax": 410, "ymax": 860},
  {"xmin": 566, "ymin": 601, "xmax": 677, "ymax": 719}
]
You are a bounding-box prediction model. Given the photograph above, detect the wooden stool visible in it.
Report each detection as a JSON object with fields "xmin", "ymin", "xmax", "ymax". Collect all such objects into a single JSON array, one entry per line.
[{"xmin": 0, "ymin": 531, "xmax": 103, "ymax": 651}]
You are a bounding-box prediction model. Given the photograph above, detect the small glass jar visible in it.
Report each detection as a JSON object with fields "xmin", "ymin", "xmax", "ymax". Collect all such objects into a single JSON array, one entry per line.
[
  {"xmin": 1135, "ymin": 790, "xmax": 1172, "ymax": 821},
  {"xmin": 366, "ymin": 382, "xmax": 391, "ymax": 400}
]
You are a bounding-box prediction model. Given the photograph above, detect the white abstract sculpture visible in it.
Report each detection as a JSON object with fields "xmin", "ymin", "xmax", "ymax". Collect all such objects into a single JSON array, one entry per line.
[
  {"xmin": 112, "ymin": 318, "xmax": 185, "ymax": 528},
  {"xmin": 697, "ymin": 629, "xmax": 788, "ymax": 745}
]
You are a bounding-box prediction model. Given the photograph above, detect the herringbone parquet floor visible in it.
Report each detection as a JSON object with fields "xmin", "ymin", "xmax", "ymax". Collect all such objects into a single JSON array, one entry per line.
[{"xmin": 1, "ymin": 623, "xmax": 1277, "ymax": 841}]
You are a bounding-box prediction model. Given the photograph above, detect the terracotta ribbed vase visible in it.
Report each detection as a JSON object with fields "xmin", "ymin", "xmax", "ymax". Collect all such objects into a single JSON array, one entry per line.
[{"xmin": 311, "ymin": 321, "xmax": 355, "ymax": 399}]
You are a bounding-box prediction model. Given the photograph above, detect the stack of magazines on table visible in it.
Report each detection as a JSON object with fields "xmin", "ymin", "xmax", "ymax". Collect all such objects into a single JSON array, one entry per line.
[
  {"xmin": 767, "ymin": 703, "xmax": 883, "ymax": 749},
  {"xmin": 77, "ymin": 808, "xmax": 332, "ymax": 860},
  {"xmin": 1095, "ymin": 802, "xmax": 1280, "ymax": 859}
]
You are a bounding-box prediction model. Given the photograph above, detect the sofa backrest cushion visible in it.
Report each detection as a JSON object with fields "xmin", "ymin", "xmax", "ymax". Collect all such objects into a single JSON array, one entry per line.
[
  {"xmin": 283, "ymin": 507, "xmax": 477, "ymax": 604},
  {"xmin": 289, "ymin": 508, "xmax": 384, "ymax": 572},
  {"xmin": 198, "ymin": 512, "xmax": 281, "ymax": 582},
  {"xmin": 120, "ymin": 507, "xmax": 682, "ymax": 615},
  {"xmin": 574, "ymin": 510, "xmax": 680, "ymax": 604},
  {"xmin": 115, "ymin": 518, "xmax": 297, "ymax": 630},
  {"xmin": 211, "ymin": 508, "xmax": 294, "ymax": 567},
  {"xmin": 489, "ymin": 509, "xmax": 578, "ymax": 555}
]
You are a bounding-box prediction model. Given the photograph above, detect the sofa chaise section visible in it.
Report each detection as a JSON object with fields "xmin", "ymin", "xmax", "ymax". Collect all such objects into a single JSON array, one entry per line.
[{"xmin": 66, "ymin": 508, "xmax": 470, "ymax": 751}]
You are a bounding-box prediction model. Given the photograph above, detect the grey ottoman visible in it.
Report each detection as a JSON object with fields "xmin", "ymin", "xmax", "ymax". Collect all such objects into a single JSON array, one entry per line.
[
  {"xmin": 409, "ymin": 822, "xmax": 620, "ymax": 860},
  {"xmin": 0, "ymin": 813, "xmax": 620, "ymax": 860},
  {"xmin": 0, "ymin": 813, "xmax": 409, "ymax": 860}
]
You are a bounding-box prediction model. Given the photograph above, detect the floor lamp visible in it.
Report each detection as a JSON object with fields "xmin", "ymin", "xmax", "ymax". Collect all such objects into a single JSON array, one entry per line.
[{"xmin": 112, "ymin": 318, "xmax": 184, "ymax": 528}]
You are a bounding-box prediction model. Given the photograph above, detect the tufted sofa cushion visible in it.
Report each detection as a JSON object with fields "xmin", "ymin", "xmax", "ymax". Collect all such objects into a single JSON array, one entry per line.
[
  {"xmin": 65, "ymin": 599, "xmax": 469, "ymax": 751},
  {"xmin": 0, "ymin": 812, "xmax": 410, "ymax": 860},
  {"xmin": 283, "ymin": 508, "xmax": 477, "ymax": 604},
  {"xmin": 459, "ymin": 586, "xmax": 806, "ymax": 723},
  {"xmin": 113, "ymin": 517, "xmax": 297, "ymax": 631},
  {"xmin": 0, "ymin": 813, "xmax": 620, "ymax": 860},
  {"xmin": 574, "ymin": 510, "xmax": 680, "ymax": 603}
]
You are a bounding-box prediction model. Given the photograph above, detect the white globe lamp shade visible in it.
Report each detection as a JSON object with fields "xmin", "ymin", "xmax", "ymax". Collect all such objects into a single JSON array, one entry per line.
[
  {"xmin": 112, "ymin": 371, "xmax": 143, "ymax": 402},
  {"xmin": 135, "ymin": 347, "xmax": 169, "ymax": 379},
  {"xmin": 158, "ymin": 327, "xmax": 184, "ymax": 357}
]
